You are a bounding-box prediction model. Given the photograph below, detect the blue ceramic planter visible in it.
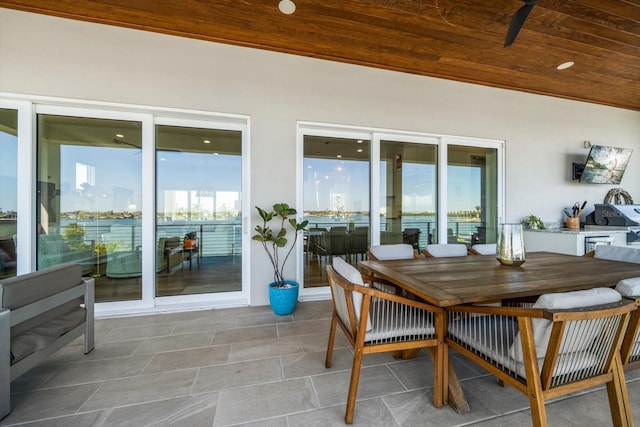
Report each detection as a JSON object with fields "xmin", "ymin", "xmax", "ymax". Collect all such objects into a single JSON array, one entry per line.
[{"xmin": 269, "ymin": 280, "xmax": 299, "ymax": 315}]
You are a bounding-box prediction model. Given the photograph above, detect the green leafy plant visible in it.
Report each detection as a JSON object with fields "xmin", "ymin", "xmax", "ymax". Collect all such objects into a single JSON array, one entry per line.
[
  {"xmin": 184, "ymin": 231, "xmax": 198, "ymax": 240},
  {"xmin": 522, "ymin": 214, "xmax": 546, "ymax": 230},
  {"xmin": 253, "ymin": 203, "xmax": 308, "ymax": 285}
]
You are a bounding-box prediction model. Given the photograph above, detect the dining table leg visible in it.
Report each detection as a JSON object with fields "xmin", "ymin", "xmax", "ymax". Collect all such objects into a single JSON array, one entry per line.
[{"xmin": 420, "ymin": 347, "xmax": 470, "ymax": 413}]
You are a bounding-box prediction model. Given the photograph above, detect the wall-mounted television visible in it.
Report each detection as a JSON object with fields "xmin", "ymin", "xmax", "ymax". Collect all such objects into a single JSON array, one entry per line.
[{"xmin": 579, "ymin": 145, "xmax": 633, "ymax": 184}]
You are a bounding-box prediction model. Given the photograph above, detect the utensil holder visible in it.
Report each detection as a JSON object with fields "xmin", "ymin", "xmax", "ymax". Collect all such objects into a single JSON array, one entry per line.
[{"xmin": 566, "ymin": 217, "xmax": 580, "ymax": 229}]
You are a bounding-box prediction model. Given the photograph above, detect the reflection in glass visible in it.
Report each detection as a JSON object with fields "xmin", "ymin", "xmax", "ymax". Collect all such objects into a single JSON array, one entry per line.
[
  {"xmin": 0, "ymin": 109, "xmax": 18, "ymax": 278},
  {"xmin": 447, "ymin": 145, "xmax": 498, "ymax": 246},
  {"xmin": 37, "ymin": 114, "xmax": 142, "ymax": 301},
  {"xmin": 156, "ymin": 125, "xmax": 242, "ymax": 296},
  {"xmin": 303, "ymin": 135, "xmax": 370, "ymax": 287},
  {"xmin": 380, "ymin": 140, "xmax": 437, "ymax": 251}
]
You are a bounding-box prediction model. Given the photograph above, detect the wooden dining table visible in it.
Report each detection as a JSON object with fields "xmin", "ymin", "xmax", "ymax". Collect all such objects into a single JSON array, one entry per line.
[{"xmin": 358, "ymin": 251, "xmax": 640, "ymax": 412}]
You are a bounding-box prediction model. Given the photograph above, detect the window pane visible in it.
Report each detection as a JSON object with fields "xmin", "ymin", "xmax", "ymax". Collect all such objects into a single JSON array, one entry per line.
[
  {"xmin": 0, "ymin": 109, "xmax": 18, "ymax": 279},
  {"xmin": 380, "ymin": 140, "xmax": 438, "ymax": 251},
  {"xmin": 37, "ymin": 114, "xmax": 142, "ymax": 302},
  {"xmin": 303, "ymin": 135, "xmax": 370, "ymax": 287},
  {"xmin": 156, "ymin": 125, "xmax": 242, "ymax": 296},
  {"xmin": 447, "ymin": 145, "xmax": 498, "ymax": 245}
]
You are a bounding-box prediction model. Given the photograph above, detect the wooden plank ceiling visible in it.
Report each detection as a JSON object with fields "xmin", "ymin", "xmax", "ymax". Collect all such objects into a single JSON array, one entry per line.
[{"xmin": 2, "ymin": 0, "xmax": 639, "ymax": 111}]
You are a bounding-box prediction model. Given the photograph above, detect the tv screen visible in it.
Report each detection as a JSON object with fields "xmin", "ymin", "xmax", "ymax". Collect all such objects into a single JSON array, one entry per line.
[{"xmin": 579, "ymin": 145, "xmax": 633, "ymax": 184}]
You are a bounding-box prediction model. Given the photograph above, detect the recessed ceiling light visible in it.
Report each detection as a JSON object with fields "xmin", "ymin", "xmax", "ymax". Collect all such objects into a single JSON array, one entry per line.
[
  {"xmin": 213, "ymin": 152, "xmax": 219, "ymax": 156},
  {"xmin": 116, "ymin": 134, "xmax": 124, "ymax": 138},
  {"xmin": 337, "ymin": 154, "xmax": 342, "ymax": 158},
  {"xmin": 557, "ymin": 61, "xmax": 574, "ymax": 70},
  {"xmin": 278, "ymin": 0, "xmax": 296, "ymax": 15},
  {"xmin": 357, "ymin": 140, "xmax": 363, "ymax": 144},
  {"xmin": 357, "ymin": 148, "xmax": 363, "ymax": 153},
  {"xmin": 203, "ymin": 139, "xmax": 211, "ymax": 144}
]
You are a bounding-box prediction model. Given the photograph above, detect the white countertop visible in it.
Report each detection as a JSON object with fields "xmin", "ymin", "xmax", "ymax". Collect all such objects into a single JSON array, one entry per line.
[{"xmin": 524, "ymin": 227, "xmax": 629, "ymax": 235}]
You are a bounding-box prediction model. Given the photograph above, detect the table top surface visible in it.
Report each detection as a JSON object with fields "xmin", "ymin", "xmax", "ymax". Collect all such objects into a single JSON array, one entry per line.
[{"xmin": 358, "ymin": 251, "xmax": 640, "ymax": 307}]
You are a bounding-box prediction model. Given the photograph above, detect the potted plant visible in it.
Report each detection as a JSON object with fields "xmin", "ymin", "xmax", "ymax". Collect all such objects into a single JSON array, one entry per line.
[
  {"xmin": 253, "ymin": 203, "xmax": 308, "ymax": 315},
  {"xmin": 183, "ymin": 231, "xmax": 198, "ymax": 249},
  {"xmin": 521, "ymin": 214, "xmax": 546, "ymax": 230}
]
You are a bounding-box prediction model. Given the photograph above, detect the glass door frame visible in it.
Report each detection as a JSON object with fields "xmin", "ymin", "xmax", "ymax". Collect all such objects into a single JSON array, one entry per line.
[
  {"xmin": 3, "ymin": 91, "xmax": 250, "ymax": 315},
  {"xmin": 440, "ymin": 136, "xmax": 505, "ymax": 244},
  {"xmin": 0, "ymin": 98, "xmax": 33, "ymax": 276},
  {"xmin": 371, "ymin": 132, "xmax": 441, "ymax": 247},
  {"xmin": 153, "ymin": 115, "xmax": 250, "ymax": 309},
  {"xmin": 297, "ymin": 122, "xmax": 505, "ymax": 300}
]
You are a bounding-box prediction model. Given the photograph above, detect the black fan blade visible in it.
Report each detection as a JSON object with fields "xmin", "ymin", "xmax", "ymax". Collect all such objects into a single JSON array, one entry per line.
[{"xmin": 504, "ymin": 0, "xmax": 536, "ymax": 47}]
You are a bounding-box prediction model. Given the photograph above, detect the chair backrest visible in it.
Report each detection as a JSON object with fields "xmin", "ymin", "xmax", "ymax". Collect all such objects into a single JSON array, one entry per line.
[
  {"xmin": 469, "ymin": 243, "xmax": 497, "ymax": 255},
  {"xmin": 424, "ymin": 244, "xmax": 467, "ymax": 258},
  {"xmin": 594, "ymin": 245, "xmax": 640, "ymax": 263},
  {"xmin": 616, "ymin": 277, "xmax": 640, "ymax": 363},
  {"xmin": 509, "ymin": 287, "xmax": 622, "ymax": 363},
  {"xmin": 329, "ymin": 257, "xmax": 372, "ymax": 332},
  {"xmin": 368, "ymin": 244, "xmax": 415, "ymax": 260}
]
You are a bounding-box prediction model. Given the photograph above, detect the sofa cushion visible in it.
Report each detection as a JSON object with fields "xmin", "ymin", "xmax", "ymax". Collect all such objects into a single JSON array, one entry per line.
[
  {"xmin": 11, "ymin": 306, "xmax": 86, "ymax": 363},
  {"xmin": 615, "ymin": 277, "xmax": 640, "ymax": 297}
]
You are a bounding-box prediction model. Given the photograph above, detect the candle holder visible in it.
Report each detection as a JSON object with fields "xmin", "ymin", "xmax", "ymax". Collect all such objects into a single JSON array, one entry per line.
[{"xmin": 496, "ymin": 223, "xmax": 526, "ymax": 266}]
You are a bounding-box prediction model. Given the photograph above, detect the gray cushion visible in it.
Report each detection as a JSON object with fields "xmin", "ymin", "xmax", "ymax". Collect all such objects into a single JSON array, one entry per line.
[
  {"xmin": 11, "ymin": 307, "xmax": 86, "ymax": 363},
  {"xmin": 594, "ymin": 245, "xmax": 640, "ymax": 264},
  {"xmin": 1, "ymin": 264, "xmax": 83, "ymax": 338},
  {"xmin": 509, "ymin": 287, "xmax": 621, "ymax": 362},
  {"xmin": 615, "ymin": 277, "xmax": 640, "ymax": 297}
]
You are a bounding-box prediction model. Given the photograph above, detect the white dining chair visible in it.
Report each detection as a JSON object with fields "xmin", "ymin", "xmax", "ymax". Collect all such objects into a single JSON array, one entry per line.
[
  {"xmin": 593, "ymin": 245, "xmax": 640, "ymax": 263},
  {"xmin": 446, "ymin": 287, "xmax": 635, "ymax": 427},
  {"xmin": 366, "ymin": 243, "xmax": 420, "ymax": 294},
  {"xmin": 468, "ymin": 243, "xmax": 497, "ymax": 255},
  {"xmin": 616, "ymin": 277, "xmax": 640, "ymax": 370},
  {"xmin": 422, "ymin": 243, "xmax": 467, "ymax": 258},
  {"xmin": 325, "ymin": 257, "xmax": 444, "ymax": 424}
]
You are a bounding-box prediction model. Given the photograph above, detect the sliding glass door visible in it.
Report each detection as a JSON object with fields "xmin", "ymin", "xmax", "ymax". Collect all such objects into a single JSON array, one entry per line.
[
  {"xmin": 155, "ymin": 124, "xmax": 243, "ymax": 296},
  {"xmin": 0, "ymin": 109, "xmax": 18, "ymax": 279},
  {"xmin": 379, "ymin": 139, "xmax": 438, "ymax": 251},
  {"xmin": 37, "ymin": 114, "xmax": 143, "ymax": 301},
  {"xmin": 299, "ymin": 124, "xmax": 503, "ymax": 293},
  {"xmin": 447, "ymin": 144, "xmax": 499, "ymax": 245},
  {"xmin": 302, "ymin": 134, "xmax": 370, "ymax": 287}
]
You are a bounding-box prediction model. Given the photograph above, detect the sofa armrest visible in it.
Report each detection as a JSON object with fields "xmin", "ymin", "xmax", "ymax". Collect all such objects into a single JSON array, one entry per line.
[
  {"xmin": 82, "ymin": 277, "xmax": 94, "ymax": 354},
  {"xmin": 1, "ymin": 308, "xmax": 10, "ymax": 419}
]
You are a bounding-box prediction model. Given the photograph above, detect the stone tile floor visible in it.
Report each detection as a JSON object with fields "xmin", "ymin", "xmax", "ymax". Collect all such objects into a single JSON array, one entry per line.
[{"xmin": 2, "ymin": 300, "xmax": 638, "ymax": 426}]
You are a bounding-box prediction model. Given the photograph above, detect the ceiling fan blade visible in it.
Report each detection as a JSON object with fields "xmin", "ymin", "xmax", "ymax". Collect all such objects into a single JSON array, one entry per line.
[{"xmin": 504, "ymin": 0, "xmax": 536, "ymax": 47}]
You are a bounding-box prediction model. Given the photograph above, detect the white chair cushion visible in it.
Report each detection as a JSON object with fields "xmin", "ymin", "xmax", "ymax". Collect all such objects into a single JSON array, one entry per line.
[
  {"xmin": 425, "ymin": 244, "xmax": 467, "ymax": 258},
  {"xmin": 369, "ymin": 244, "xmax": 415, "ymax": 260},
  {"xmin": 509, "ymin": 287, "xmax": 621, "ymax": 362},
  {"xmin": 615, "ymin": 277, "xmax": 640, "ymax": 297},
  {"xmin": 594, "ymin": 245, "xmax": 640, "ymax": 264},
  {"xmin": 471, "ymin": 243, "xmax": 496, "ymax": 255},
  {"xmin": 332, "ymin": 257, "xmax": 372, "ymax": 331}
]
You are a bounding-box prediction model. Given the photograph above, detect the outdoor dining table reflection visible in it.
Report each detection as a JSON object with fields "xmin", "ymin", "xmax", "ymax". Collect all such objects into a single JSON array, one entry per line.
[{"xmin": 358, "ymin": 252, "xmax": 640, "ymax": 412}]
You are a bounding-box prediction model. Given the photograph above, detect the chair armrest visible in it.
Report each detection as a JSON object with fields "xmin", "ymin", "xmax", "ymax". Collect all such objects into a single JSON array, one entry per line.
[
  {"xmin": 357, "ymin": 283, "xmax": 444, "ymax": 314},
  {"xmin": 541, "ymin": 299, "xmax": 636, "ymax": 321},
  {"xmin": 447, "ymin": 304, "xmax": 545, "ymax": 318}
]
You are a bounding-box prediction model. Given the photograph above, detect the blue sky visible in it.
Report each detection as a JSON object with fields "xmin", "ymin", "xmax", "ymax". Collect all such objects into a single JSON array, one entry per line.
[{"xmin": 1, "ymin": 134, "xmax": 480, "ymax": 215}]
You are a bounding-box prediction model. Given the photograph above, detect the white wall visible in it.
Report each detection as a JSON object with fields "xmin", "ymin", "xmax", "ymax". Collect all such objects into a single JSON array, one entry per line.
[{"xmin": 1, "ymin": 9, "xmax": 639, "ymax": 305}]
